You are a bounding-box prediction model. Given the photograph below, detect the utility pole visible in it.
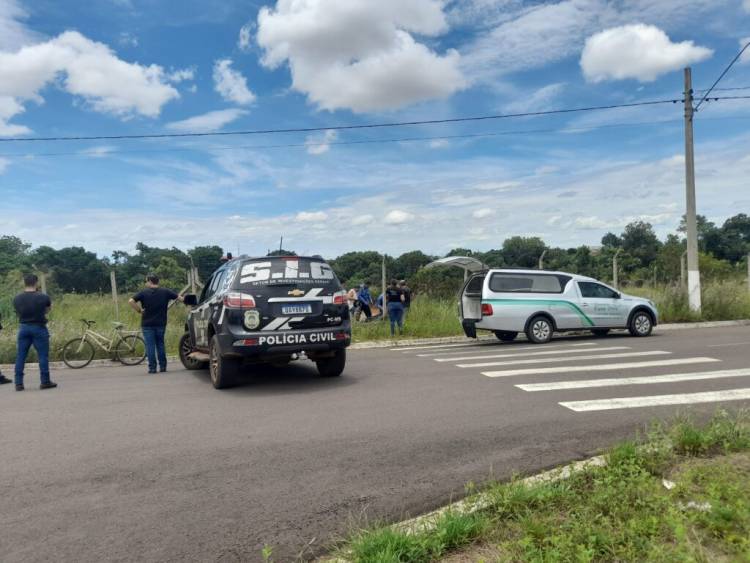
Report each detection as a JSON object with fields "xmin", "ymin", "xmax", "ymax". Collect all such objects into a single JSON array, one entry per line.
[
  {"xmin": 538, "ymin": 249, "xmax": 548, "ymax": 270},
  {"xmin": 381, "ymin": 254, "xmax": 387, "ymax": 319},
  {"xmin": 613, "ymin": 248, "xmax": 622, "ymax": 289},
  {"xmin": 680, "ymin": 251, "xmax": 687, "ymax": 288},
  {"xmin": 684, "ymin": 67, "xmax": 702, "ymax": 313}
]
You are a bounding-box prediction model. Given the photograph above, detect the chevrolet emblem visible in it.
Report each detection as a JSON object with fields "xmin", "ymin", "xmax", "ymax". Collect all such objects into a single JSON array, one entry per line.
[{"xmin": 287, "ymin": 289, "xmax": 305, "ymax": 297}]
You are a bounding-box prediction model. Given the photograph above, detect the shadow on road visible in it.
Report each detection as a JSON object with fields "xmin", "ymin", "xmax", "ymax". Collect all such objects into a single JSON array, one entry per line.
[{"xmin": 189, "ymin": 362, "xmax": 357, "ymax": 396}]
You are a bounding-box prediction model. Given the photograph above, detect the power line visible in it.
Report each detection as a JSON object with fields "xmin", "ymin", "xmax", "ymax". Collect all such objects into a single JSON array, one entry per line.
[
  {"xmin": 695, "ymin": 40, "xmax": 750, "ymax": 111},
  {"xmin": 0, "ymin": 98, "xmax": 683, "ymax": 143},
  {"xmin": 0, "ymin": 117, "xmax": 696, "ymax": 158}
]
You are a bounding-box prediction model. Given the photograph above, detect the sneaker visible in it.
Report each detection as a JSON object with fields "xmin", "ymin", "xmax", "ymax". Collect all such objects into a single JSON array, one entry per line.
[
  {"xmin": 16, "ymin": 384, "xmax": 24, "ymax": 391},
  {"xmin": 148, "ymin": 370, "xmax": 157, "ymax": 374},
  {"xmin": 39, "ymin": 382, "xmax": 58, "ymax": 390},
  {"xmin": 159, "ymin": 368, "xmax": 167, "ymax": 373},
  {"xmin": 0, "ymin": 375, "xmax": 12, "ymax": 385}
]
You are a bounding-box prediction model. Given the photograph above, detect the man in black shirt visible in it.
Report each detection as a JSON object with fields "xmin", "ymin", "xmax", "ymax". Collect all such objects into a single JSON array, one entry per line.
[
  {"xmin": 13, "ymin": 274, "xmax": 56, "ymax": 391},
  {"xmin": 129, "ymin": 274, "xmax": 184, "ymax": 374}
]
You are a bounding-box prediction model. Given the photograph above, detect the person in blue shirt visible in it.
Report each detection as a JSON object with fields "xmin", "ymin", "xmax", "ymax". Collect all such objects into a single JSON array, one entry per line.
[{"xmin": 356, "ymin": 282, "xmax": 373, "ymax": 320}]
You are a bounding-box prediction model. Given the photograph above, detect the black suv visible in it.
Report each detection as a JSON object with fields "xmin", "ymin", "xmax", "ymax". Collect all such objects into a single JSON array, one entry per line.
[{"xmin": 180, "ymin": 255, "xmax": 351, "ymax": 388}]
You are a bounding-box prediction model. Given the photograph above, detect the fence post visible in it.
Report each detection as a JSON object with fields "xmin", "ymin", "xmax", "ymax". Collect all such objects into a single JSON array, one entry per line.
[
  {"xmin": 110, "ymin": 270, "xmax": 119, "ymax": 321},
  {"xmin": 38, "ymin": 272, "xmax": 47, "ymax": 294}
]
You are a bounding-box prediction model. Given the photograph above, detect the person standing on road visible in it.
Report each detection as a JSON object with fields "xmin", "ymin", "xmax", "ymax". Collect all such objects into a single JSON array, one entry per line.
[
  {"xmin": 399, "ymin": 280, "xmax": 412, "ymax": 320},
  {"xmin": 13, "ymin": 274, "xmax": 56, "ymax": 391},
  {"xmin": 129, "ymin": 274, "xmax": 184, "ymax": 374},
  {"xmin": 386, "ymin": 279, "xmax": 405, "ymax": 336}
]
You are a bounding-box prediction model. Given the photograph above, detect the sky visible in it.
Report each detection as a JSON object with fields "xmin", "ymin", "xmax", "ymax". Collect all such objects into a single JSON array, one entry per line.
[{"xmin": 1, "ymin": 0, "xmax": 749, "ymax": 259}]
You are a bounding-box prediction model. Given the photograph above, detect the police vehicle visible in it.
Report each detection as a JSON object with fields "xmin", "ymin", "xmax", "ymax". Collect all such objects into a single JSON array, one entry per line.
[
  {"xmin": 427, "ymin": 257, "xmax": 658, "ymax": 344},
  {"xmin": 180, "ymin": 255, "xmax": 351, "ymax": 388}
]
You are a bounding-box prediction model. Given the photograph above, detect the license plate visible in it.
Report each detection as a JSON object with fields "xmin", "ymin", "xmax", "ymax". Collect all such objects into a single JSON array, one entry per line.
[{"xmin": 282, "ymin": 304, "xmax": 312, "ymax": 315}]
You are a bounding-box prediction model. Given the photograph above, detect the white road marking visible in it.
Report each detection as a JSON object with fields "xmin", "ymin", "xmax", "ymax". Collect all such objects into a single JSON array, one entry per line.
[
  {"xmin": 482, "ymin": 357, "xmax": 720, "ymax": 378},
  {"xmin": 707, "ymin": 342, "xmax": 750, "ymax": 348},
  {"xmin": 413, "ymin": 342, "xmax": 598, "ymax": 356},
  {"xmin": 517, "ymin": 368, "xmax": 750, "ymax": 392},
  {"xmin": 436, "ymin": 345, "xmax": 629, "ymax": 362},
  {"xmin": 560, "ymin": 388, "xmax": 750, "ymax": 412},
  {"xmin": 458, "ymin": 350, "xmax": 669, "ymax": 368}
]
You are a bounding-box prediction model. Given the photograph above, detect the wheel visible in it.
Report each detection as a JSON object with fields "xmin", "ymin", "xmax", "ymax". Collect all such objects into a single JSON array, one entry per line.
[
  {"xmin": 526, "ymin": 316, "xmax": 554, "ymax": 344},
  {"xmin": 209, "ymin": 335, "xmax": 240, "ymax": 389},
  {"xmin": 179, "ymin": 332, "xmax": 207, "ymax": 370},
  {"xmin": 115, "ymin": 335, "xmax": 146, "ymax": 366},
  {"xmin": 494, "ymin": 331, "xmax": 518, "ymax": 342},
  {"xmin": 591, "ymin": 329, "xmax": 610, "ymax": 337},
  {"xmin": 316, "ymin": 349, "xmax": 346, "ymax": 377},
  {"xmin": 62, "ymin": 337, "xmax": 96, "ymax": 369},
  {"xmin": 629, "ymin": 311, "xmax": 653, "ymax": 337},
  {"xmin": 271, "ymin": 356, "xmax": 292, "ymax": 368}
]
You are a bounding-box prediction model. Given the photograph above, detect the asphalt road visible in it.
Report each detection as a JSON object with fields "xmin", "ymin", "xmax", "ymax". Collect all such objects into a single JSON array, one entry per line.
[{"xmin": 2, "ymin": 325, "xmax": 749, "ymax": 562}]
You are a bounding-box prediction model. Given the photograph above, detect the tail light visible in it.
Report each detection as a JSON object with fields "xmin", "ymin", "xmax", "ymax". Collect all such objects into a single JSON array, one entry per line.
[
  {"xmin": 223, "ymin": 292, "xmax": 256, "ymax": 308},
  {"xmin": 481, "ymin": 303, "xmax": 493, "ymax": 316},
  {"xmin": 333, "ymin": 290, "xmax": 347, "ymax": 305}
]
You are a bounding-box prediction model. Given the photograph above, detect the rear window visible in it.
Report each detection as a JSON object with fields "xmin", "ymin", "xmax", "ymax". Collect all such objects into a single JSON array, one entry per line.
[
  {"xmin": 488, "ymin": 273, "xmax": 570, "ymax": 294},
  {"xmin": 465, "ymin": 275, "xmax": 485, "ymax": 295},
  {"xmin": 236, "ymin": 257, "xmax": 341, "ymax": 289}
]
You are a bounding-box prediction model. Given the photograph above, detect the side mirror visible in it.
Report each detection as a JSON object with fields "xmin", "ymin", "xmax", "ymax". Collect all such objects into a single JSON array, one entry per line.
[{"xmin": 183, "ymin": 294, "xmax": 198, "ymax": 306}]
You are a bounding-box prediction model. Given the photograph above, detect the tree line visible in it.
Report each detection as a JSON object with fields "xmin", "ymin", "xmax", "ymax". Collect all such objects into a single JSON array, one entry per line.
[{"xmin": 0, "ymin": 213, "xmax": 748, "ymax": 300}]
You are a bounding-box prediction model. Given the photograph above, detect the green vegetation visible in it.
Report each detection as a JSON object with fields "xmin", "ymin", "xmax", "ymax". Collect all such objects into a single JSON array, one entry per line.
[{"xmin": 333, "ymin": 410, "xmax": 750, "ymax": 562}]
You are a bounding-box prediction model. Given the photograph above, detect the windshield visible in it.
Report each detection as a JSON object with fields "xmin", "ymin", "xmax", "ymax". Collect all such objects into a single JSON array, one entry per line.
[{"xmin": 236, "ymin": 257, "xmax": 342, "ymax": 289}]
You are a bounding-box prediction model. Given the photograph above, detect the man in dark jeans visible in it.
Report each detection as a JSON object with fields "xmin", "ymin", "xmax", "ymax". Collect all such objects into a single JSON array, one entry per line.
[
  {"xmin": 13, "ymin": 274, "xmax": 56, "ymax": 391},
  {"xmin": 129, "ymin": 274, "xmax": 184, "ymax": 374}
]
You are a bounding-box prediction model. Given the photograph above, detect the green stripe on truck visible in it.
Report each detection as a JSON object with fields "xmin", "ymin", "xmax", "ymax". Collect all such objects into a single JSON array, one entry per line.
[{"xmin": 483, "ymin": 298, "xmax": 595, "ymax": 327}]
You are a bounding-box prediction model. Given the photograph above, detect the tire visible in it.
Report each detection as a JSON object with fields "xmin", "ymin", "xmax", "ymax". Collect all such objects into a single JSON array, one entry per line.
[
  {"xmin": 494, "ymin": 331, "xmax": 518, "ymax": 342},
  {"xmin": 179, "ymin": 332, "xmax": 207, "ymax": 370},
  {"xmin": 115, "ymin": 335, "xmax": 146, "ymax": 366},
  {"xmin": 316, "ymin": 349, "xmax": 346, "ymax": 377},
  {"xmin": 526, "ymin": 316, "xmax": 554, "ymax": 344},
  {"xmin": 209, "ymin": 335, "xmax": 240, "ymax": 389},
  {"xmin": 591, "ymin": 329, "xmax": 610, "ymax": 337},
  {"xmin": 62, "ymin": 337, "xmax": 96, "ymax": 369},
  {"xmin": 629, "ymin": 310, "xmax": 654, "ymax": 337}
]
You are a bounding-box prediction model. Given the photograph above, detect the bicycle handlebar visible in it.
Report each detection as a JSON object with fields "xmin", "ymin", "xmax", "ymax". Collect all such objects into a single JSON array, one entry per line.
[{"xmin": 80, "ymin": 319, "xmax": 95, "ymax": 327}]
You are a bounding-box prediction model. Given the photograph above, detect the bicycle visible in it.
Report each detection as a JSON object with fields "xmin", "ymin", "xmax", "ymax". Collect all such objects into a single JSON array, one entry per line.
[{"xmin": 62, "ymin": 319, "xmax": 146, "ymax": 369}]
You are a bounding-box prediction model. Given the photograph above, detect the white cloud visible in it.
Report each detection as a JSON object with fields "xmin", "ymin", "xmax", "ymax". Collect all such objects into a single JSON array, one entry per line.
[
  {"xmin": 429, "ymin": 139, "xmax": 450, "ymax": 149},
  {"xmin": 256, "ymin": 0, "xmax": 465, "ymax": 113},
  {"xmin": 0, "ymin": 156, "xmax": 9, "ymax": 174},
  {"xmin": 80, "ymin": 145, "xmax": 115, "ymax": 158},
  {"xmin": 503, "ymin": 83, "xmax": 565, "ymax": 114},
  {"xmin": 740, "ymin": 37, "xmax": 750, "ymax": 64},
  {"xmin": 167, "ymin": 67, "xmax": 195, "ymax": 83},
  {"xmin": 213, "ymin": 58, "xmax": 255, "ymax": 105},
  {"xmin": 118, "ymin": 32, "xmax": 138, "ymax": 47},
  {"xmin": 472, "ymin": 208, "xmax": 495, "ymax": 218},
  {"xmin": 296, "ymin": 211, "xmax": 328, "ymax": 221},
  {"xmin": 0, "ymin": 95, "xmax": 30, "ymax": 135},
  {"xmin": 306, "ymin": 129, "xmax": 337, "ymax": 155},
  {"xmin": 580, "ymin": 24, "xmax": 713, "ymax": 83},
  {"xmin": 166, "ymin": 108, "xmax": 248, "ymax": 133},
  {"xmin": 0, "ymin": 30, "xmax": 180, "ymax": 135},
  {"xmin": 384, "ymin": 209, "xmax": 415, "ymax": 224},
  {"xmin": 744, "ymin": 0, "xmax": 750, "ymax": 11},
  {"xmin": 351, "ymin": 214, "xmax": 374, "ymax": 225},
  {"xmin": 0, "ymin": 0, "xmax": 41, "ymax": 51},
  {"xmin": 238, "ymin": 22, "xmax": 253, "ymax": 51}
]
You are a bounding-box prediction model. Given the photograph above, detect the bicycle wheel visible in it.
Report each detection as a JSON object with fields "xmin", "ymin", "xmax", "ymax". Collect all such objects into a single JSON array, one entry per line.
[
  {"xmin": 62, "ymin": 337, "xmax": 96, "ymax": 369},
  {"xmin": 115, "ymin": 335, "xmax": 146, "ymax": 366}
]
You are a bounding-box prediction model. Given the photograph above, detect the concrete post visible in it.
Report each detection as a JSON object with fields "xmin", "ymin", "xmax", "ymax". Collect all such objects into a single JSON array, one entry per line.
[{"xmin": 683, "ymin": 68, "xmax": 702, "ymax": 312}]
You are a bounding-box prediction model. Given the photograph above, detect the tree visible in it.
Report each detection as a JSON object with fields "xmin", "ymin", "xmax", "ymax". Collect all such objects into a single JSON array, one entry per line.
[
  {"xmin": 154, "ymin": 256, "xmax": 186, "ymax": 291},
  {"xmin": 621, "ymin": 221, "xmax": 661, "ymax": 269},
  {"xmin": 501, "ymin": 237, "xmax": 547, "ymax": 268},
  {"xmin": 0, "ymin": 235, "xmax": 30, "ymax": 275},
  {"xmin": 49, "ymin": 247, "xmax": 109, "ymax": 293},
  {"xmin": 392, "ymin": 251, "xmax": 434, "ymax": 280},
  {"xmin": 717, "ymin": 214, "xmax": 750, "ymax": 263},
  {"xmin": 601, "ymin": 232, "xmax": 622, "ymax": 248},
  {"xmin": 267, "ymin": 248, "xmax": 297, "ymax": 256},
  {"xmin": 188, "ymin": 245, "xmax": 224, "ymax": 283}
]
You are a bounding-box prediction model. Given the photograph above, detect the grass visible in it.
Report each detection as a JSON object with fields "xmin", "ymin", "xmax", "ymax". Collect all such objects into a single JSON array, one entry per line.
[
  {"xmin": 330, "ymin": 410, "xmax": 750, "ymax": 563},
  {"xmin": 0, "ymin": 279, "xmax": 748, "ymax": 362}
]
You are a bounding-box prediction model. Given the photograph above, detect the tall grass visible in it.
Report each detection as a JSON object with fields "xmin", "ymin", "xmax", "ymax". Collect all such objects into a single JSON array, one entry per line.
[{"xmin": 1, "ymin": 280, "xmax": 748, "ymax": 363}]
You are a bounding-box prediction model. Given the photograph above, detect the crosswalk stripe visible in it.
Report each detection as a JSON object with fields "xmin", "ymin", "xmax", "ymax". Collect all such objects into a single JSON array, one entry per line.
[
  {"xmin": 517, "ymin": 368, "xmax": 750, "ymax": 392},
  {"xmin": 392, "ymin": 341, "xmax": 600, "ymax": 352},
  {"xmin": 458, "ymin": 350, "xmax": 669, "ymax": 369},
  {"xmin": 416, "ymin": 342, "xmax": 598, "ymax": 357},
  {"xmin": 560, "ymin": 388, "xmax": 750, "ymax": 412},
  {"xmin": 482, "ymin": 357, "xmax": 720, "ymax": 378},
  {"xmin": 436, "ymin": 345, "xmax": 629, "ymax": 362}
]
